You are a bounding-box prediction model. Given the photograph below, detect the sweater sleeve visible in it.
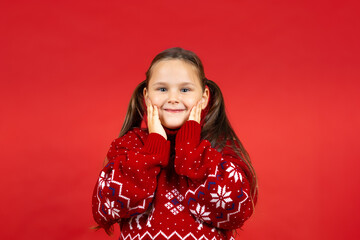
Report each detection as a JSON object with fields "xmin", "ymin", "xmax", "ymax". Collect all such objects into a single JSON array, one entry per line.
[
  {"xmin": 174, "ymin": 121, "xmax": 256, "ymax": 230},
  {"xmin": 92, "ymin": 128, "xmax": 170, "ymax": 233}
]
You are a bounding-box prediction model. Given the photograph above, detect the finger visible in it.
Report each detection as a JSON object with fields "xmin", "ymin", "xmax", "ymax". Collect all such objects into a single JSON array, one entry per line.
[
  {"xmin": 193, "ymin": 102, "xmax": 198, "ymax": 120},
  {"xmin": 197, "ymin": 101, "xmax": 201, "ymax": 121},
  {"xmin": 152, "ymin": 103, "xmax": 157, "ymax": 118},
  {"xmin": 189, "ymin": 104, "xmax": 196, "ymax": 120},
  {"xmin": 196, "ymin": 101, "xmax": 202, "ymax": 122},
  {"xmin": 144, "ymin": 97, "xmax": 149, "ymax": 108},
  {"xmin": 146, "ymin": 98, "xmax": 150, "ymax": 116},
  {"xmin": 148, "ymin": 99, "xmax": 153, "ymax": 120},
  {"xmin": 146, "ymin": 97, "xmax": 151, "ymax": 109},
  {"xmin": 154, "ymin": 105, "xmax": 159, "ymax": 118}
]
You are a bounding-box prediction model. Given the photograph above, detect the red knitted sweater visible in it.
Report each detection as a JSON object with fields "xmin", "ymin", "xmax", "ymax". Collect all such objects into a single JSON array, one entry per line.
[{"xmin": 92, "ymin": 120, "xmax": 256, "ymax": 239}]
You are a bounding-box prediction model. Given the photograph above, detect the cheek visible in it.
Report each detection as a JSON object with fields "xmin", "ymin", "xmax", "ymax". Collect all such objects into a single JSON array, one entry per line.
[
  {"xmin": 149, "ymin": 94, "xmax": 164, "ymax": 106},
  {"xmin": 184, "ymin": 96, "xmax": 201, "ymax": 109}
]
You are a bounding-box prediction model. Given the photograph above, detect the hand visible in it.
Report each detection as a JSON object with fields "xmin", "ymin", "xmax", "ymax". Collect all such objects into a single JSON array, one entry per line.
[
  {"xmin": 145, "ymin": 98, "xmax": 167, "ymax": 140},
  {"xmin": 188, "ymin": 100, "xmax": 202, "ymax": 124}
]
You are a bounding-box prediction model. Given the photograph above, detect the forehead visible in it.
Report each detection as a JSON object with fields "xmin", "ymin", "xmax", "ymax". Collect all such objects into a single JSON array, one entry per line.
[{"xmin": 148, "ymin": 59, "xmax": 201, "ymax": 86}]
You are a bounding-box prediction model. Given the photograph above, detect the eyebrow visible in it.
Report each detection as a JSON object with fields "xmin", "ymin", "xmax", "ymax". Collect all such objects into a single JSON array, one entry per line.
[{"xmin": 151, "ymin": 81, "xmax": 195, "ymax": 86}]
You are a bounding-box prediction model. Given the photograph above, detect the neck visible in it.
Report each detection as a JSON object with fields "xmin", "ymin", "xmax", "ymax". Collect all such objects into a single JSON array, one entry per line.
[{"xmin": 164, "ymin": 126, "xmax": 180, "ymax": 136}]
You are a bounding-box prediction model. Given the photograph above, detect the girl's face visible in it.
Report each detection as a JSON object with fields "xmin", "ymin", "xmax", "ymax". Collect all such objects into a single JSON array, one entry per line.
[{"xmin": 143, "ymin": 59, "xmax": 209, "ymax": 129}]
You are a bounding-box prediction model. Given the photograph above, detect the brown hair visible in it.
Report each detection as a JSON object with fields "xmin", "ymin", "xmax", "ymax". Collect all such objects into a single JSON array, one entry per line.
[{"xmin": 120, "ymin": 47, "xmax": 257, "ymax": 212}]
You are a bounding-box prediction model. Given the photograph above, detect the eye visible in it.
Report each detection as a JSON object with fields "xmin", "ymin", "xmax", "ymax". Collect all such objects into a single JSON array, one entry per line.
[
  {"xmin": 181, "ymin": 88, "xmax": 190, "ymax": 93},
  {"xmin": 157, "ymin": 87, "xmax": 167, "ymax": 92}
]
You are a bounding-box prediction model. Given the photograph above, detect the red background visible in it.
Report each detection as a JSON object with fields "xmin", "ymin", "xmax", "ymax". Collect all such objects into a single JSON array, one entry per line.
[{"xmin": 1, "ymin": 0, "xmax": 359, "ymax": 239}]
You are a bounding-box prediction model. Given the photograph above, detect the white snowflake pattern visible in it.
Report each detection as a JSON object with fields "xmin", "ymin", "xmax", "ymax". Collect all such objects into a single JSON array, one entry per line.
[
  {"xmin": 226, "ymin": 162, "xmax": 243, "ymax": 183},
  {"xmin": 210, "ymin": 185, "xmax": 232, "ymax": 209},
  {"xmin": 98, "ymin": 171, "xmax": 111, "ymax": 189},
  {"xmin": 104, "ymin": 198, "xmax": 120, "ymax": 218},
  {"xmin": 190, "ymin": 203, "xmax": 211, "ymax": 222}
]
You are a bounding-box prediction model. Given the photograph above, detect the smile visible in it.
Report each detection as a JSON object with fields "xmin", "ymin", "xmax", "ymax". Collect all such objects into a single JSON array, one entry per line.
[{"xmin": 164, "ymin": 109, "xmax": 185, "ymax": 113}]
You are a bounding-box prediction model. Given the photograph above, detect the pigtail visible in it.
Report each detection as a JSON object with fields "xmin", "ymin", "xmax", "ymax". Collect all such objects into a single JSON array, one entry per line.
[
  {"xmin": 119, "ymin": 80, "xmax": 147, "ymax": 137},
  {"xmin": 202, "ymin": 78, "xmax": 258, "ymax": 209},
  {"xmin": 97, "ymin": 81, "xmax": 147, "ymax": 235}
]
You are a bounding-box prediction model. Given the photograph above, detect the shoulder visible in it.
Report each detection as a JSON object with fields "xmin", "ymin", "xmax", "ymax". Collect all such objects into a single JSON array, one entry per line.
[
  {"xmin": 107, "ymin": 128, "xmax": 149, "ymax": 160},
  {"xmin": 217, "ymin": 139, "xmax": 238, "ymax": 157},
  {"xmin": 220, "ymin": 139, "xmax": 246, "ymax": 165},
  {"xmin": 112, "ymin": 127, "xmax": 149, "ymax": 146},
  {"xmin": 221, "ymin": 139, "xmax": 253, "ymax": 177}
]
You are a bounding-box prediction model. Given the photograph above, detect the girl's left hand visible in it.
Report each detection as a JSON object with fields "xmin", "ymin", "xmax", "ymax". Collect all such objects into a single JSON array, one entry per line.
[{"xmin": 188, "ymin": 100, "xmax": 202, "ymax": 124}]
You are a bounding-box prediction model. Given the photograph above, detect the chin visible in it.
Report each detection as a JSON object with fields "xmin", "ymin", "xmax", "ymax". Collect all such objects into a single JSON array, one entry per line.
[
  {"xmin": 162, "ymin": 120, "xmax": 186, "ymax": 129},
  {"xmin": 163, "ymin": 124, "xmax": 182, "ymax": 129}
]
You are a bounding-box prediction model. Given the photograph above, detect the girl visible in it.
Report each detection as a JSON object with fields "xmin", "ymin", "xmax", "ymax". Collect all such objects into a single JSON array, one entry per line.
[{"xmin": 92, "ymin": 47, "xmax": 258, "ymax": 239}]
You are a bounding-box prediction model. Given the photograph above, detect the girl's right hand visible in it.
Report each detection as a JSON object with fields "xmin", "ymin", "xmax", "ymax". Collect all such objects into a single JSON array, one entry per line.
[{"xmin": 146, "ymin": 98, "xmax": 167, "ymax": 140}]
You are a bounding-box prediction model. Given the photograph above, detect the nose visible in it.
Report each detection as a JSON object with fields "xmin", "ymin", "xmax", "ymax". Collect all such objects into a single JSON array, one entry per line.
[{"xmin": 167, "ymin": 90, "xmax": 180, "ymax": 104}]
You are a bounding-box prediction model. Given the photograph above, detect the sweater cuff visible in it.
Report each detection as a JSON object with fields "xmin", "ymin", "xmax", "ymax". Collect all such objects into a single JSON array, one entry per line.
[
  {"xmin": 176, "ymin": 120, "xmax": 201, "ymax": 148},
  {"xmin": 143, "ymin": 133, "xmax": 170, "ymax": 156}
]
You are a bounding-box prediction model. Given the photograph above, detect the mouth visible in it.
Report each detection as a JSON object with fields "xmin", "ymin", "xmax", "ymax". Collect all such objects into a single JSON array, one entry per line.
[{"xmin": 164, "ymin": 109, "xmax": 186, "ymax": 113}]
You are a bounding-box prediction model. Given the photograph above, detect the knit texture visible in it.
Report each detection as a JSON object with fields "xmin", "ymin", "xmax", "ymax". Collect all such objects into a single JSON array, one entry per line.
[{"xmin": 92, "ymin": 121, "xmax": 256, "ymax": 239}]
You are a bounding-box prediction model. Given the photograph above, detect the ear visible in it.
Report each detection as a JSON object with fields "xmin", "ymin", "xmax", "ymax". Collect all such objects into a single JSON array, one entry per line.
[
  {"xmin": 201, "ymin": 86, "xmax": 210, "ymax": 110},
  {"xmin": 143, "ymin": 87, "xmax": 148, "ymax": 99}
]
